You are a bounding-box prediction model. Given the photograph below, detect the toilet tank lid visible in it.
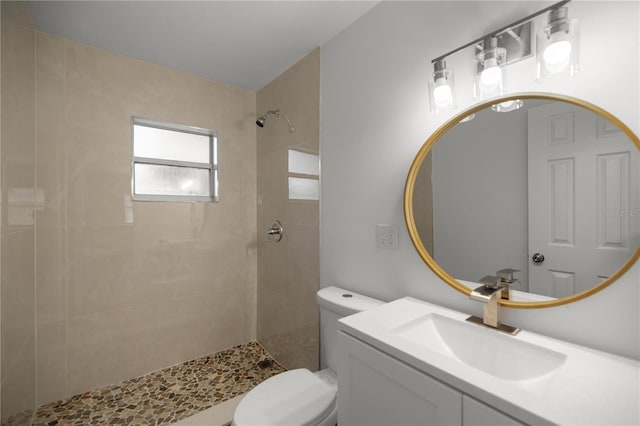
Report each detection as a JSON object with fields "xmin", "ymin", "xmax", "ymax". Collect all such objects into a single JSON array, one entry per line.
[{"xmin": 317, "ymin": 286, "xmax": 385, "ymax": 316}]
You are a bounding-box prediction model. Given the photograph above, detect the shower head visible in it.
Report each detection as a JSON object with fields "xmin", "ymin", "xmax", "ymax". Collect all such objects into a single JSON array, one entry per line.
[
  {"xmin": 255, "ymin": 109, "xmax": 295, "ymax": 133},
  {"xmin": 256, "ymin": 109, "xmax": 279, "ymax": 128}
]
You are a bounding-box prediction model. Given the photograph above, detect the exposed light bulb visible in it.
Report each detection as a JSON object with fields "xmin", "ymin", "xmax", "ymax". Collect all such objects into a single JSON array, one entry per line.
[
  {"xmin": 543, "ymin": 40, "xmax": 572, "ymax": 73},
  {"xmin": 480, "ymin": 58, "xmax": 502, "ymax": 89},
  {"xmin": 433, "ymin": 79, "xmax": 452, "ymax": 108}
]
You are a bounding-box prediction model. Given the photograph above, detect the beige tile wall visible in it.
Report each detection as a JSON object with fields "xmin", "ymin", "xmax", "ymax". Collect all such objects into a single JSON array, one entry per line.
[
  {"xmin": 256, "ymin": 49, "xmax": 320, "ymax": 371},
  {"xmin": 31, "ymin": 31, "xmax": 257, "ymax": 410},
  {"xmin": 1, "ymin": 0, "xmax": 37, "ymax": 420}
]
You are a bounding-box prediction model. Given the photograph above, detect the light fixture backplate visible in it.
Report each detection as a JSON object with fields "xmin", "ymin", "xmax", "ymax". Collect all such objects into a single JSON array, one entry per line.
[{"xmin": 475, "ymin": 21, "xmax": 532, "ymax": 66}]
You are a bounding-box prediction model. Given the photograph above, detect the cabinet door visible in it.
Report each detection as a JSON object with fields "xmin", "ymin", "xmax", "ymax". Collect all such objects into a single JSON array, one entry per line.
[
  {"xmin": 463, "ymin": 395, "xmax": 524, "ymax": 426},
  {"xmin": 338, "ymin": 332, "xmax": 462, "ymax": 426}
]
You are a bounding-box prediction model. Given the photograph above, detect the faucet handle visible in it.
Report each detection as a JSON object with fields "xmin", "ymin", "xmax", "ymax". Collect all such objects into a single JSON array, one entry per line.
[
  {"xmin": 496, "ymin": 269, "xmax": 519, "ymax": 301},
  {"xmin": 496, "ymin": 268, "xmax": 520, "ymax": 283},
  {"xmin": 479, "ymin": 275, "xmax": 500, "ymax": 289}
]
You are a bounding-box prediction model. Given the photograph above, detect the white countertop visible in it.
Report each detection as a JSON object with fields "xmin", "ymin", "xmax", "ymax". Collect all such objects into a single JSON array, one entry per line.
[{"xmin": 338, "ymin": 297, "xmax": 640, "ymax": 426}]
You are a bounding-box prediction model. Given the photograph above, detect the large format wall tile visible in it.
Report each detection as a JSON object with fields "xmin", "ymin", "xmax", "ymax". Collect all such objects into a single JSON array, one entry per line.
[
  {"xmin": 35, "ymin": 33, "xmax": 65, "ymax": 232},
  {"xmin": 35, "ymin": 228, "xmax": 65, "ymax": 326},
  {"xmin": 2, "ymin": 21, "xmax": 35, "ymax": 235},
  {"xmin": 66, "ymin": 285, "xmax": 253, "ymax": 396},
  {"xmin": 1, "ymin": 324, "xmax": 36, "ymax": 418},
  {"xmin": 36, "ymin": 320, "xmax": 67, "ymax": 405},
  {"xmin": 256, "ymin": 49, "xmax": 320, "ymax": 372},
  {"xmin": 1, "ymin": 2, "xmax": 37, "ymax": 419}
]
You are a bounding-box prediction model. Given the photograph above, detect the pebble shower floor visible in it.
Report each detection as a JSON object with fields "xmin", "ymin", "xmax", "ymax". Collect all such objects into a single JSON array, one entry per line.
[{"xmin": 3, "ymin": 341, "xmax": 286, "ymax": 426}]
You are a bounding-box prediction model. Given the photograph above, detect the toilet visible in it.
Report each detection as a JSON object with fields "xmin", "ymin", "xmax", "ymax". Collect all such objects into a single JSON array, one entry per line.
[{"xmin": 232, "ymin": 286, "xmax": 384, "ymax": 426}]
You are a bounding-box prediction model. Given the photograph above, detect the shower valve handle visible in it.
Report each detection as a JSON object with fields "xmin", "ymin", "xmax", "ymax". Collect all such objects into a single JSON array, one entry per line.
[{"xmin": 267, "ymin": 220, "xmax": 284, "ymax": 242}]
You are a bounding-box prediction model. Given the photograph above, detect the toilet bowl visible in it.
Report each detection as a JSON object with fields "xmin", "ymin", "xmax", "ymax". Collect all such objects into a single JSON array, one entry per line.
[{"xmin": 232, "ymin": 286, "xmax": 384, "ymax": 426}]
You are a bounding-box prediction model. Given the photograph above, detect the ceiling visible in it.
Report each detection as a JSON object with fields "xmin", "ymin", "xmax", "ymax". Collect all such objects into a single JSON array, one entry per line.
[{"xmin": 27, "ymin": 1, "xmax": 379, "ymax": 91}]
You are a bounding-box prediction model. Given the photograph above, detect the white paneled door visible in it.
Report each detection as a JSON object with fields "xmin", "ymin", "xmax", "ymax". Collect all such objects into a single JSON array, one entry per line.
[{"xmin": 527, "ymin": 102, "xmax": 638, "ymax": 298}]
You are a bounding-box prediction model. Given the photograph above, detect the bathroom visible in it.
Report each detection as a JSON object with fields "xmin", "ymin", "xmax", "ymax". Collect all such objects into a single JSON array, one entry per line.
[{"xmin": 1, "ymin": 0, "xmax": 638, "ymax": 425}]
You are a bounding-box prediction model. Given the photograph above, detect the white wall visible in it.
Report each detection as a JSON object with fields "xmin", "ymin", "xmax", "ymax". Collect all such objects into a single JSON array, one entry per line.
[{"xmin": 321, "ymin": 1, "xmax": 640, "ymax": 359}]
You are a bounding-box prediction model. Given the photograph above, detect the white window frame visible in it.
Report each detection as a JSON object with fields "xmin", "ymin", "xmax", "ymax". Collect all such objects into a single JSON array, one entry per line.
[{"xmin": 131, "ymin": 117, "xmax": 219, "ymax": 203}]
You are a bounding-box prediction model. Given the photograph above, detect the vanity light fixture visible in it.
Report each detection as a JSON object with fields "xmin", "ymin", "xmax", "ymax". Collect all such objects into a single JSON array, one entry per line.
[
  {"xmin": 536, "ymin": 6, "xmax": 579, "ymax": 79},
  {"xmin": 474, "ymin": 36, "xmax": 506, "ymax": 100},
  {"xmin": 428, "ymin": 59, "xmax": 456, "ymax": 113},
  {"xmin": 428, "ymin": 0, "xmax": 574, "ymax": 114}
]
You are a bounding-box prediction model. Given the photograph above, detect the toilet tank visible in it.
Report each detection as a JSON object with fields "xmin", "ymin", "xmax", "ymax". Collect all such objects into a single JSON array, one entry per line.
[{"xmin": 317, "ymin": 286, "xmax": 384, "ymax": 372}]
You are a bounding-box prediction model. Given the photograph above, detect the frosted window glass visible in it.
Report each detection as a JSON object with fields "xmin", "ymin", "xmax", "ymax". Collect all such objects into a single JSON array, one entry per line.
[
  {"xmin": 135, "ymin": 164, "xmax": 210, "ymax": 197},
  {"xmin": 134, "ymin": 125, "xmax": 210, "ymax": 163},
  {"xmin": 288, "ymin": 150, "xmax": 319, "ymax": 176},
  {"xmin": 288, "ymin": 177, "xmax": 319, "ymax": 200}
]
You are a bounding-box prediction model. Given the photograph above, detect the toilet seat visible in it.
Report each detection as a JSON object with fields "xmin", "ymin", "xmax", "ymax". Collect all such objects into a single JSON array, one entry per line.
[{"xmin": 233, "ymin": 368, "xmax": 336, "ymax": 426}]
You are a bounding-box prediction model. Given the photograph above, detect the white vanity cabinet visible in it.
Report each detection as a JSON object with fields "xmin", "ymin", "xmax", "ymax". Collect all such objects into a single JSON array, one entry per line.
[
  {"xmin": 338, "ymin": 331, "xmax": 525, "ymax": 426},
  {"xmin": 338, "ymin": 330, "xmax": 461, "ymax": 425}
]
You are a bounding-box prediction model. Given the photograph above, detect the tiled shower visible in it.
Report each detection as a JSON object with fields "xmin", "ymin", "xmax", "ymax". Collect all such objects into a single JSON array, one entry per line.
[{"xmin": 0, "ymin": 1, "xmax": 320, "ymax": 422}]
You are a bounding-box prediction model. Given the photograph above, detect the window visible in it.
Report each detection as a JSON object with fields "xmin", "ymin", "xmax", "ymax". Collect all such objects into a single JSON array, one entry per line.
[
  {"xmin": 288, "ymin": 149, "xmax": 319, "ymax": 200},
  {"xmin": 132, "ymin": 117, "xmax": 218, "ymax": 202}
]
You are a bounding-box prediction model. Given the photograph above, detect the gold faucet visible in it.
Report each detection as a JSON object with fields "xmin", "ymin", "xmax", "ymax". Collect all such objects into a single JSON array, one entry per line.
[{"xmin": 467, "ymin": 275, "xmax": 520, "ymax": 335}]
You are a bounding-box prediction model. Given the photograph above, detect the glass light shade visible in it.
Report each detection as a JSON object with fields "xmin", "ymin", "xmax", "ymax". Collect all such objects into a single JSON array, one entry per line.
[
  {"xmin": 536, "ymin": 7, "xmax": 579, "ymax": 79},
  {"xmin": 429, "ymin": 60, "xmax": 456, "ymax": 113},
  {"xmin": 474, "ymin": 39, "xmax": 506, "ymax": 100},
  {"xmin": 491, "ymin": 99, "xmax": 524, "ymax": 112}
]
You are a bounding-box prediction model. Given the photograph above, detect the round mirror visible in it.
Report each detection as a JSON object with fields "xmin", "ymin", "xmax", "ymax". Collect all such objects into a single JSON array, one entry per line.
[{"xmin": 405, "ymin": 93, "xmax": 640, "ymax": 308}]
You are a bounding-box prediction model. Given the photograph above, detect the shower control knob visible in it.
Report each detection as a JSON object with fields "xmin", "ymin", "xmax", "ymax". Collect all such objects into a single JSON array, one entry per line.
[
  {"xmin": 532, "ymin": 253, "xmax": 545, "ymax": 264},
  {"xmin": 267, "ymin": 220, "xmax": 284, "ymax": 242}
]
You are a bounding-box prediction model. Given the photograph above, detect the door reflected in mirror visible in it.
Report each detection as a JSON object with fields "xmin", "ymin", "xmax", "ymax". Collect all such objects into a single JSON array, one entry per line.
[{"xmin": 406, "ymin": 94, "xmax": 640, "ymax": 307}]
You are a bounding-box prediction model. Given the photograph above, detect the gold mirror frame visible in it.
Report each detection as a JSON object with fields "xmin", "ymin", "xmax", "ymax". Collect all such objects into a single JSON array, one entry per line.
[{"xmin": 404, "ymin": 93, "xmax": 640, "ymax": 308}]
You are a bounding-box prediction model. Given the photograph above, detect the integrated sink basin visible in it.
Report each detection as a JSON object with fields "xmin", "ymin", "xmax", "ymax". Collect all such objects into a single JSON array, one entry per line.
[{"xmin": 390, "ymin": 313, "xmax": 567, "ymax": 381}]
